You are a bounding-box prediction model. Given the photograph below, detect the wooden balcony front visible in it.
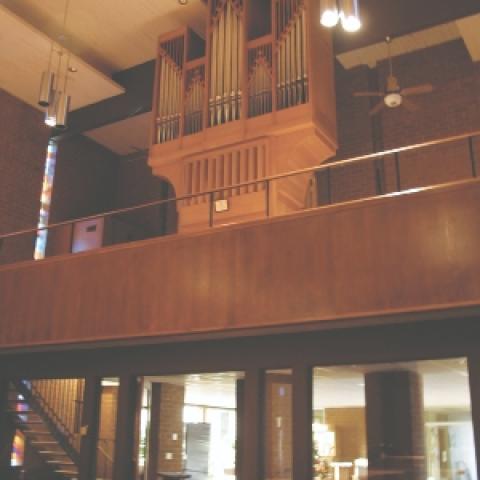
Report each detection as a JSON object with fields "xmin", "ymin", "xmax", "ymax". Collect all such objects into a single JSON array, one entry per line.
[{"xmin": 1, "ymin": 174, "xmax": 480, "ymax": 351}]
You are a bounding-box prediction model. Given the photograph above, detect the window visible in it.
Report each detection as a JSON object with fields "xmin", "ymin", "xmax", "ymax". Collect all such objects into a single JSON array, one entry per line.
[{"xmin": 312, "ymin": 358, "xmax": 476, "ymax": 480}]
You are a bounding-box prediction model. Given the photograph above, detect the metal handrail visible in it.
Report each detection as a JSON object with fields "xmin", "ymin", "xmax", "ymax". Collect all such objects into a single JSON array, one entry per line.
[{"xmin": 0, "ymin": 128, "xmax": 479, "ymax": 242}]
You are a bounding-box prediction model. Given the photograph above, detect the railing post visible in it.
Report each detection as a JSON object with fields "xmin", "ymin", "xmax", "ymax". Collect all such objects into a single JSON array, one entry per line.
[
  {"xmin": 265, "ymin": 180, "xmax": 271, "ymax": 217},
  {"xmin": 394, "ymin": 152, "xmax": 402, "ymax": 192},
  {"xmin": 469, "ymin": 136, "xmax": 477, "ymax": 178},
  {"xmin": 209, "ymin": 192, "xmax": 215, "ymax": 228},
  {"xmin": 374, "ymin": 158, "xmax": 385, "ymax": 195},
  {"xmin": 327, "ymin": 168, "xmax": 332, "ymax": 205}
]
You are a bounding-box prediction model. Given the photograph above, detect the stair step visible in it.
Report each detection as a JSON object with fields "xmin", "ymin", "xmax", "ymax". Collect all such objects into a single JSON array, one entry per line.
[
  {"xmin": 38, "ymin": 451, "xmax": 68, "ymax": 455},
  {"xmin": 23, "ymin": 430, "xmax": 51, "ymax": 435},
  {"xmin": 54, "ymin": 470, "xmax": 78, "ymax": 476},
  {"xmin": 20, "ymin": 420, "xmax": 44, "ymax": 424},
  {"xmin": 31, "ymin": 441, "xmax": 58, "ymax": 445},
  {"xmin": 7, "ymin": 409, "xmax": 36, "ymax": 415},
  {"xmin": 47, "ymin": 460, "xmax": 75, "ymax": 465},
  {"xmin": 8, "ymin": 399, "xmax": 29, "ymax": 405}
]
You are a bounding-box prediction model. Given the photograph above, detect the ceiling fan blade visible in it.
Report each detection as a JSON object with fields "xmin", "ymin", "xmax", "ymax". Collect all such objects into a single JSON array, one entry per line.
[
  {"xmin": 354, "ymin": 91, "xmax": 384, "ymax": 97},
  {"xmin": 401, "ymin": 84, "xmax": 433, "ymax": 96},
  {"xmin": 369, "ymin": 101, "xmax": 385, "ymax": 116},
  {"xmin": 402, "ymin": 97, "xmax": 419, "ymax": 112}
]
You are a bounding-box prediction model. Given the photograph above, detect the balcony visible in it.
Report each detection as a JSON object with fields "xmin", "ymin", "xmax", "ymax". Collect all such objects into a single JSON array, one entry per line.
[{"xmin": 0, "ymin": 131, "xmax": 479, "ymax": 350}]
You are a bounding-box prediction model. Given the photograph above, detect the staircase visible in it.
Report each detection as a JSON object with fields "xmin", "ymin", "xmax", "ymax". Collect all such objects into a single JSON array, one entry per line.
[{"xmin": 7, "ymin": 379, "xmax": 83, "ymax": 479}]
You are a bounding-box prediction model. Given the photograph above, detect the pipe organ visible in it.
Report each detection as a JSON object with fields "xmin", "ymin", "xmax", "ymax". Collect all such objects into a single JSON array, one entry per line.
[{"xmin": 149, "ymin": 0, "xmax": 337, "ymax": 233}]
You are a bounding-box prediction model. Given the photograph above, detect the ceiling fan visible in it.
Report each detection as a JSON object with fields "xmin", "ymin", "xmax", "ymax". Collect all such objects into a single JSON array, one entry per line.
[{"xmin": 354, "ymin": 37, "xmax": 434, "ymax": 116}]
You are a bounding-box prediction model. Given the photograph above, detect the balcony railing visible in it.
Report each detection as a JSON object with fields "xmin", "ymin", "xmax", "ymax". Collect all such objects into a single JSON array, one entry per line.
[{"xmin": 0, "ymin": 129, "xmax": 478, "ymax": 267}]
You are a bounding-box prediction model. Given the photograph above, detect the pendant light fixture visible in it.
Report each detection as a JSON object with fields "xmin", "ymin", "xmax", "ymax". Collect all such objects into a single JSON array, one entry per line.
[
  {"xmin": 38, "ymin": 0, "xmax": 73, "ymax": 129},
  {"xmin": 340, "ymin": 0, "xmax": 362, "ymax": 32},
  {"xmin": 320, "ymin": 0, "xmax": 340, "ymax": 27},
  {"xmin": 319, "ymin": 0, "xmax": 362, "ymax": 32}
]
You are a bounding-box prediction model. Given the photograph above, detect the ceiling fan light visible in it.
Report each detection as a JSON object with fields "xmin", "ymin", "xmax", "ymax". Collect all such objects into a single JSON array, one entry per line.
[
  {"xmin": 320, "ymin": 0, "xmax": 340, "ymax": 27},
  {"xmin": 384, "ymin": 92, "xmax": 402, "ymax": 109},
  {"xmin": 38, "ymin": 71, "xmax": 55, "ymax": 107},
  {"xmin": 339, "ymin": 0, "xmax": 361, "ymax": 32},
  {"xmin": 55, "ymin": 92, "xmax": 71, "ymax": 129}
]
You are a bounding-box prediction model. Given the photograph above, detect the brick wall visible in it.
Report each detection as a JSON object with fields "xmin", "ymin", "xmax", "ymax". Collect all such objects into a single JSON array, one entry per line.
[
  {"xmin": 156, "ymin": 383, "xmax": 185, "ymax": 472},
  {"xmin": 50, "ymin": 135, "xmax": 119, "ymax": 223},
  {"xmin": 326, "ymin": 39, "xmax": 480, "ymax": 203},
  {"xmin": 0, "ymin": 89, "xmax": 50, "ymax": 235},
  {"xmin": 113, "ymin": 156, "xmax": 177, "ymax": 239},
  {"xmin": 0, "ymin": 88, "xmax": 124, "ymax": 263}
]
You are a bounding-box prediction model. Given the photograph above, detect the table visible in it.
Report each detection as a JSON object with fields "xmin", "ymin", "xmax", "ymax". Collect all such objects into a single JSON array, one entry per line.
[{"xmin": 157, "ymin": 473, "xmax": 191, "ymax": 480}]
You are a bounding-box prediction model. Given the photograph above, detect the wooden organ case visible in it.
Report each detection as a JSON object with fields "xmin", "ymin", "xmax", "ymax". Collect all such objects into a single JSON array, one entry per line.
[{"xmin": 148, "ymin": 0, "xmax": 337, "ymax": 233}]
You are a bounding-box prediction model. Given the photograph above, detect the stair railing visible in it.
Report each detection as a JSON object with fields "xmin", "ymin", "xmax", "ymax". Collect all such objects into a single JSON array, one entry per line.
[
  {"xmin": 29, "ymin": 379, "xmax": 85, "ymax": 452},
  {"xmin": 13, "ymin": 379, "xmax": 82, "ymax": 465}
]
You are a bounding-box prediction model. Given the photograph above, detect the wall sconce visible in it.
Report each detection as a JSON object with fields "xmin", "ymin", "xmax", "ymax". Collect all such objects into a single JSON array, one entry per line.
[{"xmin": 320, "ymin": 0, "xmax": 362, "ymax": 32}]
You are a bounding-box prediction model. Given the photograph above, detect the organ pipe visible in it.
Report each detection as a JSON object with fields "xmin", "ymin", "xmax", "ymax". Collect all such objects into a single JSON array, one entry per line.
[
  {"xmin": 275, "ymin": 0, "xmax": 308, "ymax": 110},
  {"xmin": 157, "ymin": 36, "xmax": 184, "ymax": 144},
  {"xmin": 209, "ymin": 0, "xmax": 243, "ymax": 127}
]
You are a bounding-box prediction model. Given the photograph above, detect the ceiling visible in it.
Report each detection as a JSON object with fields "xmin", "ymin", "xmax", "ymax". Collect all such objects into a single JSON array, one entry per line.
[
  {"xmin": 337, "ymin": 14, "xmax": 480, "ymax": 69},
  {"xmin": 143, "ymin": 358, "xmax": 473, "ymax": 410},
  {"xmin": 84, "ymin": 112, "xmax": 152, "ymax": 155},
  {"xmin": 0, "ymin": 5, "xmax": 124, "ymax": 112},
  {"xmin": 332, "ymin": 0, "xmax": 480, "ymax": 54},
  {"xmin": 0, "ymin": 0, "xmax": 207, "ymax": 75}
]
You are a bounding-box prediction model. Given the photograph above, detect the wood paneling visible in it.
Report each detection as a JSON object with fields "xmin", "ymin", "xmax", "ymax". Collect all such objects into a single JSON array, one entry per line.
[{"xmin": 1, "ymin": 180, "xmax": 480, "ymax": 350}]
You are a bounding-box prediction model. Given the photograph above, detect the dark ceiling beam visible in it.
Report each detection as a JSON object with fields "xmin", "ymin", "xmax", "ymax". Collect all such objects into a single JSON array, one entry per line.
[
  {"xmin": 334, "ymin": 0, "xmax": 480, "ymax": 54},
  {"xmin": 51, "ymin": 60, "xmax": 155, "ymax": 140}
]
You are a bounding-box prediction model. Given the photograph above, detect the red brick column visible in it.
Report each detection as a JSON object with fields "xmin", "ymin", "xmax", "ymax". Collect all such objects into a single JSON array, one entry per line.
[{"xmin": 365, "ymin": 370, "xmax": 425, "ymax": 480}]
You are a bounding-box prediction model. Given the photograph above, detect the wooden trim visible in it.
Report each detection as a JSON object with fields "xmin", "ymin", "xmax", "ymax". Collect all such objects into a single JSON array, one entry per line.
[
  {"xmin": 157, "ymin": 26, "xmax": 188, "ymax": 45},
  {"xmin": 241, "ymin": 369, "xmax": 263, "ymax": 480},
  {"xmin": 292, "ymin": 365, "xmax": 312, "ymax": 480},
  {"xmin": 112, "ymin": 375, "xmax": 139, "ymax": 480},
  {"xmin": 185, "ymin": 57, "xmax": 206, "ymax": 70},
  {"xmin": 147, "ymin": 384, "xmax": 161, "ymax": 480},
  {"xmin": 79, "ymin": 376, "xmax": 102, "ymax": 480},
  {"xmin": 247, "ymin": 34, "xmax": 273, "ymax": 49},
  {"xmin": 1, "ymin": 316, "xmax": 480, "ymax": 377},
  {"xmin": 468, "ymin": 354, "xmax": 480, "ymax": 480}
]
